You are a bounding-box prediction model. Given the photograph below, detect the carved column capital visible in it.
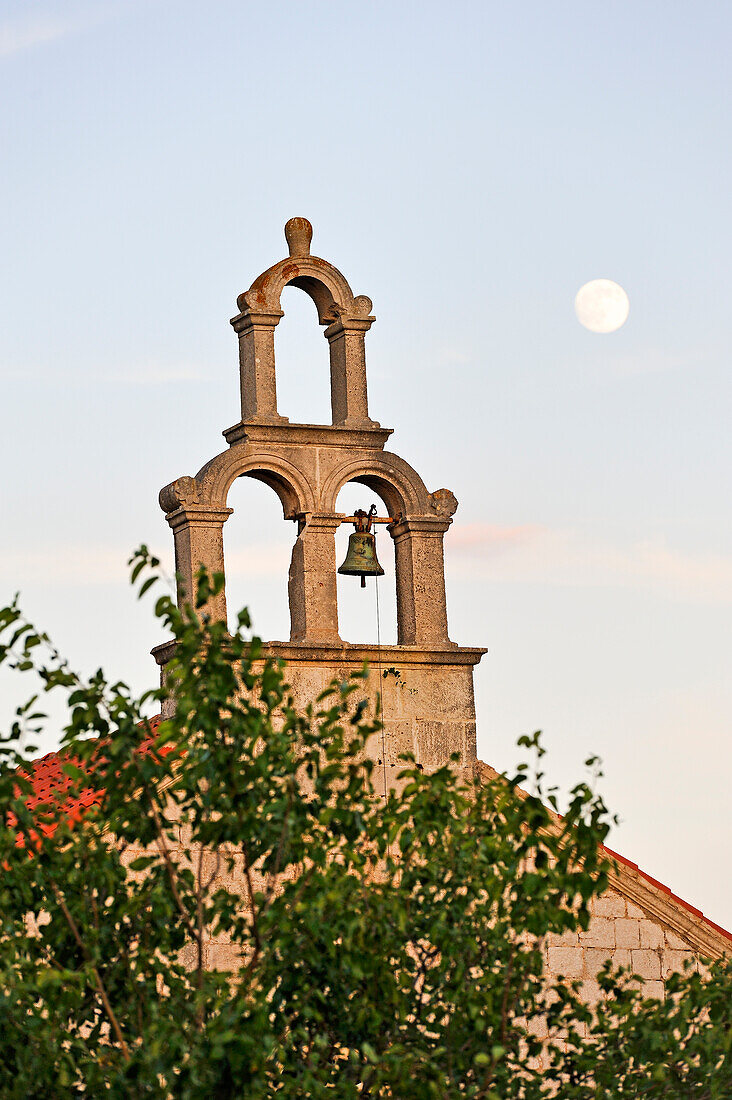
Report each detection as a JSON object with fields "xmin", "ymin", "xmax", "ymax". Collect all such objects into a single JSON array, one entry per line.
[
  {"xmin": 230, "ymin": 305, "xmax": 285, "ymax": 333},
  {"xmin": 390, "ymin": 514, "xmax": 453, "ymax": 540},
  {"xmin": 301, "ymin": 512, "xmax": 342, "ymax": 532},
  {"xmin": 159, "ymin": 477, "xmax": 232, "ymax": 527},
  {"xmin": 165, "ymin": 506, "xmax": 233, "ymax": 532}
]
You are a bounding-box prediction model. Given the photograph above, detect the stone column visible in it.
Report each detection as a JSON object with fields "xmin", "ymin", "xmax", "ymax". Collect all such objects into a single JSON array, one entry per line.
[
  {"xmin": 288, "ymin": 514, "xmax": 341, "ymax": 643},
  {"xmin": 390, "ymin": 517, "xmax": 452, "ymax": 647},
  {"xmin": 230, "ymin": 307, "xmax": 287, "ymax": 423},
  {"xmin": 325, "ymin": 309, "xmax": 375, "ymax": 427},
  {"xmin": 167, "ymin": 506, "xmax": 233, "ymax": 623}
]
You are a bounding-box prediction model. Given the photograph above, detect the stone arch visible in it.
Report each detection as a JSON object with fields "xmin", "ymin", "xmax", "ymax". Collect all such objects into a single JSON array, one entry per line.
[
  {"xmin": 321, "ymin": 456, "xmax": 451, "ymax": 646},
  {"xmin": 195, "ymin": 449, "xmax": 317, "ymax": 518},
  {"xmin": 241, "ymin": 260, "xmax": 359, "ymax": 326},
  {"xmin": 333, "ymin": 479, "xmax": 398, "ymax": 646},
  {"xmin": 230, "ymin": 219, "xmax": 377, "ymax": 428},
  {"xmin": 237, "ymin": 217, "xmax": 362, "ymax": 324},
  {"xmin": 158, "ymin": 451, "xmax": 316, "ymax": 630},
  {"xmin": 320, "ymin": 454, "xmax": 432, "ymax": 518}
]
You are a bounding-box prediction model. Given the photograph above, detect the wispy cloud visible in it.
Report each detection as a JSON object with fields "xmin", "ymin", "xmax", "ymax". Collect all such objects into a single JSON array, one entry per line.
[
  {"xmin": 449, "ymin": 523, "xmax": 542, "ymax": 552},
  {"xmin": 0, "ymin": 540, "xmax": 292, "ymax": 589},
  {"xmin": 0, "ymin": 15, "xmax": 70, "ymax": 57},
  {"xmin": 449, "ymin": 524, "xmax": 732, "ymax": 604},
  {"xmin": 0, "ymin": 4, "xmax": 114, "ymax": 59},
  {"xmin": 0, "ymin": 545, "xmax": 173, "ymax": 588},
  {"xmin": 5, "ymin": 530, "xmax": 730, "ymax": 606}
]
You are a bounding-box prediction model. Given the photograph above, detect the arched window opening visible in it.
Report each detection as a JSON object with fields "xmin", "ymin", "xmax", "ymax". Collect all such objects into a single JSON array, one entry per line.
[
  {"xmin": 274, "ymin": 285, "xmax": 332, "ymax": 425},
  {"xmin": 335, "ymin": 481, "xmax": 397, "ymax": 646},
  {"xmin": 224, "ymin": 475, "xmax": 296, "ymax": 641}
]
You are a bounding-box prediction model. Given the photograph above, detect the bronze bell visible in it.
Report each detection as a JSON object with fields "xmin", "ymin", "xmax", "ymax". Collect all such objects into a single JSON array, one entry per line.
[{"xmin": 338, "ymin": 507, "xmax": 385, "ymax": 587}]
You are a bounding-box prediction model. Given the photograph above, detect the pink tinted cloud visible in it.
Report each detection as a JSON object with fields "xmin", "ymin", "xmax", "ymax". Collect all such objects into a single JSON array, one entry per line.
[
  {"xmin": 447, "ymin": 523, "xmax": 732, "ymax": 604},
  {"xmin": 449, "ymin": 523, "xmax": 544, "ymax": 553}
]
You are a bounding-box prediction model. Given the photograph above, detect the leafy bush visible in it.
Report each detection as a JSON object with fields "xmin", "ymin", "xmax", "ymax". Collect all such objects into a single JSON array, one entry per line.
[{"xmin": 0, "ymin": 549, "xmax": 729, "ymax": 1097}]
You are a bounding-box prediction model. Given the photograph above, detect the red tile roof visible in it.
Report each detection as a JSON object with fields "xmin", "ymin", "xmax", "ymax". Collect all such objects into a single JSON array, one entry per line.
[
  {"xmin": 603, "ymin": 842, "xmax": 732, "ymax": 944},
  {"xmin": 14, "ymin": 715, "xmax": 163, "ymax": 844}
]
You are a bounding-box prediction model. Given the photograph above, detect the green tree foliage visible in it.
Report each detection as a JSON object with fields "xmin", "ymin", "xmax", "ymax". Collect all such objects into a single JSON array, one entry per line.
[{"xmin": 0, "ymin": 549, "xmax": 729, "ymax": 1097}]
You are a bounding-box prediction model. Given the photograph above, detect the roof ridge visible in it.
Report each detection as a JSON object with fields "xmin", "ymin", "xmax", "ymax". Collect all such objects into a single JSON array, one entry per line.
[
  {"xmin": 475, "ymin": 759, "xmax": 731, "ymax": 950},
  {"xmin": 603, "ymin": 842, "xmax": 732, "ymax": 945}
]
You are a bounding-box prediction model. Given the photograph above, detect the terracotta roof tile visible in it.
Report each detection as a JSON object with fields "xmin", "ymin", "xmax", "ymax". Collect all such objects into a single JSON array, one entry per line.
[{"xmin": 15, "ymin": 715, "xmax": 163, "ymax": 843}]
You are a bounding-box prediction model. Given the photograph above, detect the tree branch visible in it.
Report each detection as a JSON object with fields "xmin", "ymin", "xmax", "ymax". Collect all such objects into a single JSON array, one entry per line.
[{"xmin": 49, "ymin": 881, "xmax": 130, "ymax": 1062}]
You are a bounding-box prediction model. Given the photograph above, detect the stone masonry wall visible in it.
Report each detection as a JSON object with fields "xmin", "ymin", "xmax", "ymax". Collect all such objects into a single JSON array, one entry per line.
[
  {"xmin": 130, "ymin": 861, "xmax": 706, "ymax": 992},
  {"xmin": 545, "ymin": 888, "xmax": 698, "ymax": 1008},
  {"xmin": 122, "ymin": 809, "xmax": 718, "ymax": 990}
]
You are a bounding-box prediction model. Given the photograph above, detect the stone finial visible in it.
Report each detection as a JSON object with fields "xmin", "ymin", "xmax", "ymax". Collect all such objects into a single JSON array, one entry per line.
[
  {"xmin": 284, "ymin": 217, "xmax": 313, "ymax": 258},
  {"xmin": 429, "ymin": 488, "xmax": 458, "ymax": 518}
]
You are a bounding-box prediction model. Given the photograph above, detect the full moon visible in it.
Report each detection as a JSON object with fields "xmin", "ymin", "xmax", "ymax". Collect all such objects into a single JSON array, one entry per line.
[{"xmin": 575, "ymin": 279, "xmax": 630, "ymax": 333}]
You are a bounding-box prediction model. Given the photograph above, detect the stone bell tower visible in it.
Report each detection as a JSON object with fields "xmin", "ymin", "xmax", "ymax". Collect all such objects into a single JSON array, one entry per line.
[{"xmin": 154, "ymin": 219, "xmax": 485, "ymax": 778}]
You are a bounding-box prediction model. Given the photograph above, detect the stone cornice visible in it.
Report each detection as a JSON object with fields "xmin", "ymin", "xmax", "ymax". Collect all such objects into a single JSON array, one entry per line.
[
  {"xmin": 607, "ymin": 850, "xmax": 732, "ymax": 959},
  {"xmin": 229, "ymin": 308, "xmax": 284, "ymax": 334},
  {"xmin": 390, "ymin": 516, "xmax": 453, "ymax": 538},
  {"xmin": 152, "ymin": 638, "xmax": 487, "ymax": 669},
  {"xmin": 324, "ymin": 314, "xmax": 375, "ymax": 338},
  {"xmin": 223, "ymin": 421, "xmax": 392, "ymax": 449},
  {"xmin": 264, "ymin": 641, "xmax": 487, "ymax": 667}
]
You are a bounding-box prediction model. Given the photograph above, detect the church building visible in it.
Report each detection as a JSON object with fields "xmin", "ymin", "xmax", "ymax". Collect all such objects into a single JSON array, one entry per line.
[{"xmin": 30, "ymin": 218, "xmax": 731, "ymax": 989}]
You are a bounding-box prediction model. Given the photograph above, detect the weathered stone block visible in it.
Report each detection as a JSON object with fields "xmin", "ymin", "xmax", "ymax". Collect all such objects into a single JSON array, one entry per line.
[
  {"xmin": 631, "ymin": 949, "xmax": 661, "ymax": 980},
  {"xmin": 380, "ymin": 719, "xmax": 415, "ymax": 764},
  {"xmin": 614, "ymin": 919, "xmax": 641, "ymax": 948},
  {"xmin": 546, "ymin": 929, "xmax": 579, "ymax": 947},
  {"xmin": 526, "ymin": 1015, "xmax": 548, "ymax": 1038},
  {"xmin": 208, "ymin": 942, "xmax": 244, "ymax": 972},
  {"xmin": 639, "ymin": 920, "xmax": 664, "ymax": 949},
  {"xmin": 417, "ymin": 720, "xmax": 465, "ymax": 766},
  {"xmin": 583, "ymin": 947, "xmax": 613, "ymax": 976},
  {"xmin": 590, "ymin": 891, "xmax": 626, "ymax": 918},
  {"xmin": 625, "ymin": 900, "xmax": 645, "ymax": 919},
  {"xmin": 612, "ymin": 949, "xmax": 632, "ymax": 970},
  {"xmin": 464, "ymin": 721, "xmax": 477, "ymax": 760},
  {"xmin": 578, "ymin": 979, "xmax": 602, "ymax": 1006},
  {"xmin": 546, "ymin": 946, "xmax": 583, "ymax": 978},
  {"xmin": 662, "ymin": 949, "xmax": 693, "ymax": 977},
  {"xmin": 665, "ymin": 929, "xmax": 692, "ymax": 951},
  {"xmin": 579, "ymin": 917, "xmax": 616, "ymax": 948}
]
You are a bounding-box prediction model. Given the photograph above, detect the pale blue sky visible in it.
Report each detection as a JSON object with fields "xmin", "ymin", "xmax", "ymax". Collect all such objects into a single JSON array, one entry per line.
[{"xmin": 2, "ymin": 1, "xmax": 731, "ymax": 926}]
